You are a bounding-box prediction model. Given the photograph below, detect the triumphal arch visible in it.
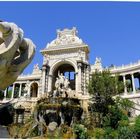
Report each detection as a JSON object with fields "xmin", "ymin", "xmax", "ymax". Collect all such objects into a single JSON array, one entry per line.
[{"xmin": 40, "ymin": 27, "xmax": 90, "ymax": 97}]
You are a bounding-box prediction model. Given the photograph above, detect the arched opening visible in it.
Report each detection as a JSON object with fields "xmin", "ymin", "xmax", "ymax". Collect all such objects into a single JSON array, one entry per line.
[
  {"xmin": 30, "ymin": 82, "xmax": 38, "ymax": 97},
  {"xmin": 52, "ymin": 63, "xmax": 76, "ymax": 91}
]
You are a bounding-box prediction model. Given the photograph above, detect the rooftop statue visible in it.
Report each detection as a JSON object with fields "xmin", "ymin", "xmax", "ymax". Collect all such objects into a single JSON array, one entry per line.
[
  {"xmin": 95, "ymin": 57, "xmax": 101, "ymax": 65},
  {"xmin": 0, "ymin": 21, "xmax": 35, "ymax": 90}
]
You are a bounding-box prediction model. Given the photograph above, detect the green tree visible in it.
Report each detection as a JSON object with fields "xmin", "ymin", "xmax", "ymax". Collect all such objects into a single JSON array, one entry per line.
[
  {"xmin": 88, "ymin": 70, "xmax": 124, "ymax": 127},
  {"xmin": 102, "ymin": 104, "xmax": 127, "ymax": 129},
  {"xmin": 115, "ymin": 96, "xmax": 134, "ymax": 116},
  {"xmin": 88, "ymin": 70, "xmax": 124, "ymax": 97}
]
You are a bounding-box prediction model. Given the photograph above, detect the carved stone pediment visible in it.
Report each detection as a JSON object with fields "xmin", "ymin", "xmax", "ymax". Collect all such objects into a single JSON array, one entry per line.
[{"xmin": 46, "ymin": 27, "xmax": 83, "ymax": 48}]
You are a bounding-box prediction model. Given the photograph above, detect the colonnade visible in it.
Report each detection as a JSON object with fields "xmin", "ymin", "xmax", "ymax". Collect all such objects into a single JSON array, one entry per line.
[
  {"xmin": 121, "ymin": 72, "xmax": 140, "ymax": 95},
  {"xmin": 3, "ymin": 71, "xmax": 140, "ymax": 100},
  {"xmin": 4, "ymin": 83, "xmax": 24, "ymax": 99},
  {"xmin": 3, "ymin": 82, "xmax": 39, "ymax": 100}
]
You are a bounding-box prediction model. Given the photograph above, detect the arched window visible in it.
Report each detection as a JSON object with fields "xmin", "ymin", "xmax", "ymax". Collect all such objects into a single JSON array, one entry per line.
[{"xmin": 30, "ymin": 82, "xmax": 38, "ymax": 97}]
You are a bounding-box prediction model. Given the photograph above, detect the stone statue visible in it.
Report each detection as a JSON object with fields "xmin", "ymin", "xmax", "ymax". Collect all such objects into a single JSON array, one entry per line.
[
  {"xmin": 58, "ymin": 73, "xmax": 65, "ymax": 88},
  {"xmin": 95, "ymin": 57, "xmax": 101, "ymax": 64},
  {"xmin": 64, "ymin": 77, "xmax": 70, "ymax": 89},
  {"xmin": 0, "ymin": 21, "xmax": 35, "ymax": 90},
  {"xmin": 55, "ymin": 77, "xmax": 60, "ymax": 90},
  {"xmin": 54, "ymin": 73, "xmax": 71, "ymax": 98},
  {"xmin": 34, "ymin": 63, "xmax": 39, "ymax": 70}
]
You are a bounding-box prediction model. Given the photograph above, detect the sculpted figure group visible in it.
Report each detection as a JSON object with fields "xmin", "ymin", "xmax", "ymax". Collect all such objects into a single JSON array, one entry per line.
[
  {"xmin": 0, "ymin": 21, "xmax": 35, "ymax": 90},
  {"xmin": 54, "ymin": 72, "xmax": 71, "ymax": 98}
]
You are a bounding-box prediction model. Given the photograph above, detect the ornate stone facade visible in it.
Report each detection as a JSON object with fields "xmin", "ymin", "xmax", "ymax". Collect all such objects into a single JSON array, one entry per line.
[{"xmin": 2, "ymin": 27, "xmax": 140, "ymax": 117}]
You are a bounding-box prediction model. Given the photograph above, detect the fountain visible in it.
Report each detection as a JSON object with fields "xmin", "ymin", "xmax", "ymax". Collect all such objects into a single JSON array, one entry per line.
[{"xmin": 31, "ymin": 73, "xmax": 83, "ymax": 136}]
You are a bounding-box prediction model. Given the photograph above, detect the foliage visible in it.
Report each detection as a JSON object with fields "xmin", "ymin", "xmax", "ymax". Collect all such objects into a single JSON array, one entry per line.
[
  {"xmin": 88, "ymin": 70, "xmax": 135, "ymax": 131},
  {"xmin": 92, "ymin": 128, "xmax": 105, "ymax": 139},
  {"xmin": 102, "ymin": 104, "xmax": 129, "ymax": 129},
  {"xmin": 115, "ymin": 96, "xmax": 134, "ymax": 114},
  {"xmin": 60, "ymin": 124, "xmax": 73, "ymax": 139},
  {"xmin": 73, "ymin": 124, "xmax": 88, "ymax": 139},
  {"xmin": 88, "ymin": 70, "xmax": 124, "ymax": 117},
  {"xmin": 36, "ymin": 103, "xmax": 61, "ymax": 110},
  {"xmin": 117, "ymin": 125, "xmax": 136, "ymax": 139},
  {"xmin": 80, "ymin": 114, "xmax": 95, "ymax": 129},
  {"xmin": 134, "ymin": 115, "xmax": 140, "ymax": 138},
  {"xmin": 6, "ymin": 89, "xmax": 12, "ymax": 98},
  {"xmin": 103, "ymin": 127, "xmax": 118, "ymax": 139},
  {"xmin": 88, "ymin": 70, "xmax": 124, "ymax": 97}
]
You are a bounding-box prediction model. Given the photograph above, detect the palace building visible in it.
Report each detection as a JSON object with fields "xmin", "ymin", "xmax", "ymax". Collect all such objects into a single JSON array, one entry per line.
[{"xmin": 2, "ymin": 27, "xmax": 140, "ymax": 121}]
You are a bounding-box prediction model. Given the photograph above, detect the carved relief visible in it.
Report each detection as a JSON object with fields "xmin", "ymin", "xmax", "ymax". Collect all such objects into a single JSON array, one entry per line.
[{"xmin": 46, "ymin": 27, "xmax": 83, "ymax": 48}]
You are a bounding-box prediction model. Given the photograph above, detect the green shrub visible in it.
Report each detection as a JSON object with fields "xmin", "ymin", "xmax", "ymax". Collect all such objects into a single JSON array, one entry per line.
[
  {"xmin": 93, "ymin": 128, "xmax": 105, "ymax": 139},
  {"xmin": 103, "ymin": 104, "xmax": 129, "ymax": 129},
  {"xmin": 73, "ymin": 124, "xmax": 88, "ymax": 139},
  {"xmin": 134, "ymin": 115, "xmax": 140, "ymax": 138},
  {"xmin": 117, "ymin": 126, "xmax": 136, "ymax": 139},
  {"xmin": 104, "ymin": 127, "xmax": 118, "ymax": 139},
  {"xmin": 118, "ymin": 119, "xmax": 129, "ymax": 127}
]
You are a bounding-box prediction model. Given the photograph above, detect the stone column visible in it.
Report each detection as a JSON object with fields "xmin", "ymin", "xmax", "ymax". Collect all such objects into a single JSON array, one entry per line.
[
  {"xmin": 131, "ymin": 73, "xmax": 136, "ymax": 94},
  {"xmin": 48, "ymin": 75, "xmax": 52, "ymax": 93},
  {"xmin": 19, "ymin": 83, "xmax": 22, "ymax": 97},
  {"xmin": 42, "ymin": 66, "xmax": 46, "ymax": 95},
  {"xmin": 27, "ymin": 84, "xmax": 30, "ymax": 97},
  {"xmin": 122, "ymin": 75, "xmax": 127, "ymax": 95},
  {"xmin": 75, "ymin": 72, "xmax": 78, "ymax": 92},
  {"xmin": 85, "ymin": 65, "xmax": 90, "ymax": 95},
  {"xmin": 78, "ymin": 63, "xmax": 82, "ymax": 94},
  {"xmin": 4, "ymin": 88, "xmax": 7, "ymax": 99},
  {"xmin": 11, "ymin": 83, "xmax": 15, "ymax": 99}
]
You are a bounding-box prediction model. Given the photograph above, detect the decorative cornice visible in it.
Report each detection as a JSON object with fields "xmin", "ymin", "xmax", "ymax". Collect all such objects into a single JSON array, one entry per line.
[{"xmin": 40, "ymin": 44, "xmax": 89, "ymax": 55}]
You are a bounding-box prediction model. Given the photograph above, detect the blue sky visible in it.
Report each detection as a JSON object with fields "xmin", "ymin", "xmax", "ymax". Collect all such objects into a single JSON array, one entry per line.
[{"xmin": 0, "ymin": 1, "xmax": 140, "ymax": 74}]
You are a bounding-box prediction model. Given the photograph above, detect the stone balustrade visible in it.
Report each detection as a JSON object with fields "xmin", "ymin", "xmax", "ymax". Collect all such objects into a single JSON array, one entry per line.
[{"xmin": 109, "ymin": 60, "xmax": 140, "ymax": 72}]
